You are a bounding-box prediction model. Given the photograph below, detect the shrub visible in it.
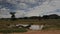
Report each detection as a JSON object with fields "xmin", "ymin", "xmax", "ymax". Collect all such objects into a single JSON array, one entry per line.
[{"xmin": 0, "ymin": 28, "xmax": 28, "ymax": 33}]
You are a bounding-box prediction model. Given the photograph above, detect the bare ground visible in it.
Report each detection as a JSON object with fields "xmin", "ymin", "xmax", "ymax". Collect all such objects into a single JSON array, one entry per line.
[{"xmin": 11, "ymin": 30, "xmax": 60, "ymax": 34}]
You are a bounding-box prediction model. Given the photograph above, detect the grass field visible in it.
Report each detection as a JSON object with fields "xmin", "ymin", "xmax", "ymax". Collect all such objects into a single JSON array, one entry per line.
[
  {"xmin": 0, "ymin": 19, "xmax": 60, "ymax": 33},
  {"xmin": 0, "ymin": 19, "xmax": 60, "ymax": 25}
]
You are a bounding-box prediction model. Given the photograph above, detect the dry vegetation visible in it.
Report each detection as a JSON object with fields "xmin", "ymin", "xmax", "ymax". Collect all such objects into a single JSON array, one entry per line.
[
  {"xmin": 0, "ymin": 19, "xmax": 60, "ymax": 33},
  {"xmin": 0, "ymin": 19, "xmax": 60, "ymax": 29},
  {"xmin": 0, "ymin": 19, "xmax": 60, "ymax": 24}
]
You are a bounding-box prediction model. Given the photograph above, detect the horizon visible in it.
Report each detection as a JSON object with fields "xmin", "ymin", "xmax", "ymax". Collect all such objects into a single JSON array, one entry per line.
[{"xmin": 0, "ymin": 14, "xmax": 60, "ymax": 18}]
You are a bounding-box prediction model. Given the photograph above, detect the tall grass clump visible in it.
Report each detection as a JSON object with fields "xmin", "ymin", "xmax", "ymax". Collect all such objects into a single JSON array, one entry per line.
[{"xmin": 0, "ymin": 28, "xmax": 28, "ymax": 34}]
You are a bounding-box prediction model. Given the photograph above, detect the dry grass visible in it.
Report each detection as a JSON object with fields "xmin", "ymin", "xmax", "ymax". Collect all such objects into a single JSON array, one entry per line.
[
  {"xmin": 0, "ymin": 19, "xmax": 60, "ymax": 30},
  {"xmin": 9, "ymin": 30, "xmax": 60, "ymax": 34}
]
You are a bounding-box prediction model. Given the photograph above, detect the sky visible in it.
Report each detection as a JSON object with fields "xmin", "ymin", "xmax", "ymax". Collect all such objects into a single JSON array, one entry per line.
[{"xmin": 0, "ymin": 0, "xmax": 60, "ymax": 18}]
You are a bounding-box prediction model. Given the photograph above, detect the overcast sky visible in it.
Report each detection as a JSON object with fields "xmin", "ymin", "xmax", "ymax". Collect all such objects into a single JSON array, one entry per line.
[{"xmin": 0, "ymin": 0, "xmax": 60, "ymax": 18}]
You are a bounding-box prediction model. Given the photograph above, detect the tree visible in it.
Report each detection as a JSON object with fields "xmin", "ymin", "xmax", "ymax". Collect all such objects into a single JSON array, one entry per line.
[
  {"xmin": 10, "ymin": 12, "xmax": 16, "ymax": 20},
  {"xmin": 42, "ymin": 15, "xmax": 49, "ymax": 19}
]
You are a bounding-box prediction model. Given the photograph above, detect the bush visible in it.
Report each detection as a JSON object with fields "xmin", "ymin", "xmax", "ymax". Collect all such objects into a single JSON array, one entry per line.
[{"xmin": 0, "ymin": 28, "xmax": 28, "ymax": 33}]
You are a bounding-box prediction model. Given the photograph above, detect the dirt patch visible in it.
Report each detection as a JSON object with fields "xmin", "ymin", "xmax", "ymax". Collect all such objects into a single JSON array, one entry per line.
[{"xmin": 11, "ymin": 30, "xmax": 60, "ymax": 34}]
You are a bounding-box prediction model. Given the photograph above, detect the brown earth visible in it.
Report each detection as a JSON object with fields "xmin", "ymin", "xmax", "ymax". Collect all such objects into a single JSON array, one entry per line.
[{"xmin": 11, "ymin": 30, "xmax": 60, "ymax": 34}]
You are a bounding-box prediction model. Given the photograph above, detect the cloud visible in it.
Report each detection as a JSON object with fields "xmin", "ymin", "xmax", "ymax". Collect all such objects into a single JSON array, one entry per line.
[
  {"xmin": 0, "ymin": 8, "xmax": 9, "ymax": 15},
  {"xmin": 15, "ymin": 10, "xmax": 26, "ymax": 18},
  {"xmin": 25, "ymin": 0, "xmax": 60, "ymax": 17},
  {"xmin": 6, "ymin": 0, "xmax": 46, "ymax": 10},
  {"xmin": 46, "ymin": 9, "xmax": 60, "ymax": 16},
  {"xmin": 16, "ymin": 3, "xmax": 29, "ymax": 10},
  {"xmin": 0, "ymin": 0, "xmax": 60, "ymax": 18},
  {"xmin": 0, "ymin": 8, "xmax": 11, "ymax": 18},
  {"xmin": 0, "ymin": 0, "xmax": 47, "ymax": 18},
  {"xmin": 24, "ymin": 0, "xmax": 39, "ymax": 4},
  {"xmin": 0, "ymin": 0, "xmax": 46, "ymax": 11}
]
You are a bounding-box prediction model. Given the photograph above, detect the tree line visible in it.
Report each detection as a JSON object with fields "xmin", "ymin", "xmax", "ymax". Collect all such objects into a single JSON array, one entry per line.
[{"xmin": 0, "ymin": 14, "xmax": 60, "ymax": 20}]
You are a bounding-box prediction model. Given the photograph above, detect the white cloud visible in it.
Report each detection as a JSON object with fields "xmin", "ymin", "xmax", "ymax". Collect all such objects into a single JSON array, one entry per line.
[
  {"xmin": 0, "ymin": 0, "xmax": 60, "ymax": 18},
  {"xmin": 18, "ymin": 0, "xmax": 46, "ymax": 3},
  {"xmin": 25, "ymin": 0, "xmax": 38, "ymax": 4},
  {"xmin": 0, "ymin": 8, "xmax": 9, "ymax": 15},
  {"xmin": 17, "ymin": 3, "xmax": 29, "ymax": 10},
  {"xmin": 6, "ymin": 0, "xmax": 46, "ymax": 10},
  {"xmin": 0, "ymin": 8, "xmax": 11, "ymax": 18},
  {"xmin": 25, "ymin": 0, "xmax": 60, "ymax": 17},
  {"xmin": 7, "ymin": 0, "xmax": 39, "ymax": 4},
  {"xmin": 15, "ymin": 10, "xmax": 26, "ymax": 18},
  {"xmin": 7, "ymin": 0, "xmax": 18, "ymax": 4}
]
